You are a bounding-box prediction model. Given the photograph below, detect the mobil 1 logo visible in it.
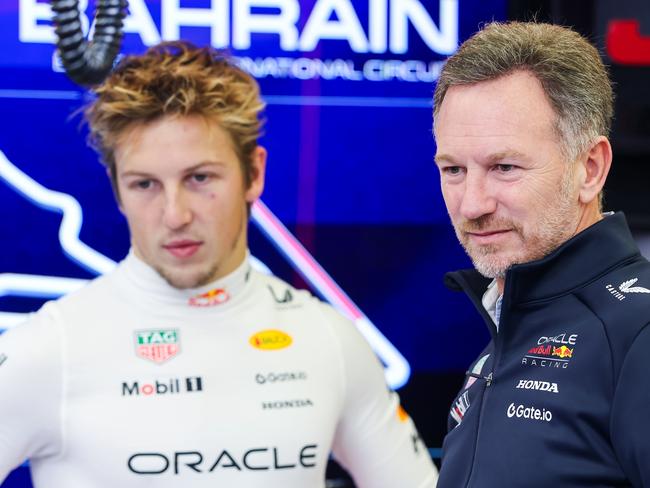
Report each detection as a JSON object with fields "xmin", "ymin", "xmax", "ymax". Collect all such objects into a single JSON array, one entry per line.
[{"xmin": 122, "ymin": 376, "xmax": 203, "ymax": 397}]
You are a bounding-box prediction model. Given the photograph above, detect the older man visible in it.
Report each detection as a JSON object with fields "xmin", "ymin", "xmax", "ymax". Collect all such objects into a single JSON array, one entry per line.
[{"xmin": 434, "ymin": 21, "xmax": 650, "ymax": 487}]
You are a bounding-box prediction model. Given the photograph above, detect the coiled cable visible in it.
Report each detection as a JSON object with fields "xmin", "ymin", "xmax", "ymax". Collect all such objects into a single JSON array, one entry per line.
[{"xmin": 50, "ymin": 0, "xmax": 126, "ymax": 87}]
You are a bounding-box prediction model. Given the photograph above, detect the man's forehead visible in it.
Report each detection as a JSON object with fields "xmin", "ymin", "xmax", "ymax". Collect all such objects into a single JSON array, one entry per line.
[
  {"xmin": 434, "ymin": 72, "xmax": 560, "ymax": 158},
  {"xmin": 113, "ymin": 115, "xmax": 234, "ymax": 176},
  {"xmin": 435, "ymin": 71, "xmax": 557, "ymax": 132}
]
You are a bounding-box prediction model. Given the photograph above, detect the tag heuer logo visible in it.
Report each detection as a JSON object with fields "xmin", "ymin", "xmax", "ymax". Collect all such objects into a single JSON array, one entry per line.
[{"xmin": 135, "ymin": 329, "xmax": 180, "ymax": 364}]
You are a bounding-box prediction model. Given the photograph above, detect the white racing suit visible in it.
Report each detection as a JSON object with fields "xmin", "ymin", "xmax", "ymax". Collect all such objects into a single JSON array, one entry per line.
[{"xmin": 0, "ymin": 252, "xmax": 437, "ymax": 487}]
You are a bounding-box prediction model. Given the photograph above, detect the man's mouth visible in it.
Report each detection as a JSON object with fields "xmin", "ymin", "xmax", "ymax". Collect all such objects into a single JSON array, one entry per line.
[
  {"xmin": 465, "ymin": 229, "xmax": 512, "ymax": 244},
  {"xmin": 163, "ymin": 240, "xmax": 203, "ymax": 258}
]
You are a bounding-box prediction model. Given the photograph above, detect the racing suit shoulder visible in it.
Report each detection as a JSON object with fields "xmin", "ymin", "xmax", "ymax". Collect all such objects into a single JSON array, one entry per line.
[
  {"xmin": 313, "ymin": 302, "xmax": 438, "ymax": 487},
  {"xmin": 0, "ymin": 302, "xmax": 64, "ymax": 481},
  {"xmin": 252, "ymin": 274, "xmax": 438, "ymax": 487}
]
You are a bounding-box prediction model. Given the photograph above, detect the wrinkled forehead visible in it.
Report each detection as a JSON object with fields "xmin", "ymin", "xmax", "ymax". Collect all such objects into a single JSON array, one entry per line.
[
  {"xmin": 435, "ymin": 71, "xmax": 558, "ymax": 132},
  {"xmin": 434, "ymin": 71, "xmax": 561, "ymax": 160}
]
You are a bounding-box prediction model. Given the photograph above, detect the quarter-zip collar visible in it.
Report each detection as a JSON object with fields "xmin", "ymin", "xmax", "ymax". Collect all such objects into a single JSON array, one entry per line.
[{"xmin": 445, "ymin": 212, "xmax": 640, "ymax": 318}]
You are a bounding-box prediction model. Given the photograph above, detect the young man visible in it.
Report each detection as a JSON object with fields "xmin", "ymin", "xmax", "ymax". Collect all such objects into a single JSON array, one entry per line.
[
  {"xmin": 433, "ymin": 21, "xmax": 650, "ymax": 487},
  {"xmin": 0, "ymin": 41, "xmax": 437, "ymax": 487}
]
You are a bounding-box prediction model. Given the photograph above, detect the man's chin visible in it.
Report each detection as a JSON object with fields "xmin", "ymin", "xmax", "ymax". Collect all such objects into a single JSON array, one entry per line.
[
  {"xmin": 469, "ymin": 253, "xmax": 515, "ymax": 280},
  {"xmin": 155, "ymin": 265, "xmax": 216, "ymax": 290}
]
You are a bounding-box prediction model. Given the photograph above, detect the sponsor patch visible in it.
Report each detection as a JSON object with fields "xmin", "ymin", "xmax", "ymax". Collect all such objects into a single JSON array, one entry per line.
[
  {"xmin": 522, "ymin": 333, "xmax": 577, "ymax": 369},
  {"xmin": 506, "ymin": 402, "xmax": 553, "ymax": 422},
  {"xmin": 515, "ymin": 379, "xmax": 559, "ymax": 393},
  {"xmin": 135, "ymin": 329, "xmax": 180, "ymax": 364},
  {"xmin": 268, "ymin": 285, "xmax": 294, "ymax": 304},
  {"xmin": 262, "ymin": 398, "xmax": 313, "ymax": 410},
  {"xmin": 127, "ymin": 445, "xmax": 318, "ymax": 474},
  {"xmin": 250, "ymin": 330, "xmax": 292, "ymax": 351},
  {"xmin": 122, "ymin": 376, "xmax": 203, "ymax": 396},
  {"xmin": 553, "ymin": 345, "xmax": 573, "ymax": 359},
  {"xmin": 188, "ymin": 288, "xmax": 230, "ymax": 307},
  {"xmin": 255, "ymin": 371, "xmax": 307, "ymax": 384},
  {"xmin": 606, "ymin": 278, "xmax": 650, "ymax": 301}
]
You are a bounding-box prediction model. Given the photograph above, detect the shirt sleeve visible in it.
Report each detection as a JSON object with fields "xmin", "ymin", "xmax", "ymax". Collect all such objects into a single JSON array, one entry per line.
[
  {"xmin": 611, "ymin": 323, "xmax": 650, "ymax": 488},
  {"xmin": 322, "ymin": 305, "xmax": 438, "ymax": 488},
  {"xmin": 0, "ymin": 305, "xmax": 63, "ymax": 481}
]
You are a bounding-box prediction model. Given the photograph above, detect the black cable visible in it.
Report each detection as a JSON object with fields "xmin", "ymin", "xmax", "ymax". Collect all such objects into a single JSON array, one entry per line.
[{"xmin": 51, "ymin": 0, "xmax": 127, "ymax": 87}]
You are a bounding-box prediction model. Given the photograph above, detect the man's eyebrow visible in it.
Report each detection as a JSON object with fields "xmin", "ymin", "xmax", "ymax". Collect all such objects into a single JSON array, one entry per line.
[
  {"xmin": 119, "ymin": 161, "xmax": 226, "ymax": 178},
  {"xmin": 486, "ymin": 150, "xmax": 531, "ymax": 164},
  {"xmin": 434, "ymin": 150, "xmax": 531, "ymax": 166},
  {"xmin": 182, "ymin": 161, "xmax": 227, "ymax": 173},
  {"xmin": 434, "ymin": 153, "xmax": 456, "ymax": 165}
]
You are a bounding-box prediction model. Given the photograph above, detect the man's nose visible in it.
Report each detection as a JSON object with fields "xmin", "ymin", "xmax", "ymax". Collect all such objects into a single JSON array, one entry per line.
[
  {"xmin": 162, "ymin": 188, "xmax": 192, "ymax": 230},
  {"xmin": 459, "ymin": 172, "xmax": 497, "ymax": 220}
]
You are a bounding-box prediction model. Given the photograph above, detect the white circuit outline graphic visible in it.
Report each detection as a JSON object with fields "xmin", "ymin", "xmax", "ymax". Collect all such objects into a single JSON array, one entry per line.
[{"xmin": 0, "ymin": 149, "xmax": 410, "ymax": 388}]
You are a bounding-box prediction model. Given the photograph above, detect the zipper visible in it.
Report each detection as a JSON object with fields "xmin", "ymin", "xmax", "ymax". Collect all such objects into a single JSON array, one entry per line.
[
  {"xmin": 465, "ymin": 371, "xmax": 494, "ymax": 387},
  {"xmin": 463, "ymin": 313, "xmax": 505, "ymax": 486}
]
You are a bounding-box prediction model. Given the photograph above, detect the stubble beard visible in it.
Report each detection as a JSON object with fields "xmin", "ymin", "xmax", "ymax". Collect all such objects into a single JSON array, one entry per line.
[
  {"xmin": 156, "ymin": 261, "xmax": 221, "ymax": 290},
  {"xmin": 454, "ymin": 170, "xmax": 581, "ymax": 279},
  {"xmin": 154, "ymin": 212, "xmax": 247, "ymax": 290}
]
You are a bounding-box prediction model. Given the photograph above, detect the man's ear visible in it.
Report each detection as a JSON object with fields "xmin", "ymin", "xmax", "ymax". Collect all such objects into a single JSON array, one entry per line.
[
  {"xmin": 577, "ymin": 136, "xmax": 612, "ymax": 205},
  {"xmin": 245, "ymin": 146, "xmax": 267, "ymax": 203}
]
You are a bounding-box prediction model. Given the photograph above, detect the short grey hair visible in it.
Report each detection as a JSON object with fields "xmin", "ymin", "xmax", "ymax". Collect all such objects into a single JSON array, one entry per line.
[{"xmin": 433, "ymin": 21, "xmax": 614, "ymax": 162}]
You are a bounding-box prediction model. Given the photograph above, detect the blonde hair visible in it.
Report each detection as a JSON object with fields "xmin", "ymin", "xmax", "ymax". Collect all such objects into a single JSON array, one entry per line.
[
  {"xmin": 434, "ymin": 22, "xmax": 613, "ymax": 162},
  {"xmin": 85, "ymin": 41, "xmax": 265, "ymax": 190}
]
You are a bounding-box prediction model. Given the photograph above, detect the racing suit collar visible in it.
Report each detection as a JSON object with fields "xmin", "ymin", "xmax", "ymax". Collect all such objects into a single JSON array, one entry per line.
[
  {"xmin": 445, "ymin": 212, "xmax": 640, "ymax": 308},
  {"xmin": 122, "ymin": 249, "xmax": 252, "ymax": 308}
]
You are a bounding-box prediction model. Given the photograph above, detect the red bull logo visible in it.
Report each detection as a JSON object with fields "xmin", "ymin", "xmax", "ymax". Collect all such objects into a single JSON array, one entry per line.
[
  {"xmin": 188, "ymin": 288, "xmax": 230, "ymax": 307},
  {"xmin": 528, "ymin": 345, "xmax": 552, "ymax": 356},
  {"xmin": 552, "ymin": 345, "xmax": 573, "ymax": 359}
]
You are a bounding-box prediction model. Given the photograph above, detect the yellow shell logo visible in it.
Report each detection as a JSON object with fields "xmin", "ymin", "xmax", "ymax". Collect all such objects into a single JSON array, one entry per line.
[{"xmin": 249, "ymin": 330, "xmax": 293, "ymax": 351}]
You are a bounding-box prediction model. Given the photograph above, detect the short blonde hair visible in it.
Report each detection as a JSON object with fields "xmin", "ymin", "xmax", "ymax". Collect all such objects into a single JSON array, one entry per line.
[{"xmin": 85, "ymin": 41, "xmax": 265, "ymax": 190}]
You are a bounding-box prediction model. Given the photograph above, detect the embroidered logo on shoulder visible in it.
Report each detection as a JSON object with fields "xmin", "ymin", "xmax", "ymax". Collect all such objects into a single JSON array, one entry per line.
[
  {"xmin": 268, "ymin": 285, "xmax": 293, "ymax": 304},
  {"xmin": 188, "ymin": 288, "xmax": 230, "ymax": 307},
  {"xmin": 250, "ymin": 330, "xmax": 293, "ymax": 351},
  {"xmin": 606, "ymin": 278, "xmax": 650, "ymax": 301}
]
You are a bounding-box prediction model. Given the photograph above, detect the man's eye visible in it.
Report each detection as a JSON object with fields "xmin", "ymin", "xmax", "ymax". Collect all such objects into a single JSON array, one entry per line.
[
  {"xmin": 443, "ymin": 166, "xmax": 463, "ymax": 175},
  {"xmin": 496, "ymin": 164, "xmax": 515, "ymax": 172},
  {"xmin": 135, "ymin": 180, "xmax": 152, "ymax": 189},
  {"xmin": 191, "ymin": 173, "xmax": 209, "ymax": 183}
]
